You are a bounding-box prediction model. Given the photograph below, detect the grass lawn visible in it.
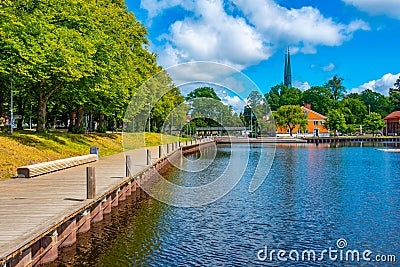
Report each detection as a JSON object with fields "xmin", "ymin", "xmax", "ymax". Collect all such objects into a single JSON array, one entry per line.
[{"xmin": 0, "ymin": 132, "xmax": 188, "ymax": 180}]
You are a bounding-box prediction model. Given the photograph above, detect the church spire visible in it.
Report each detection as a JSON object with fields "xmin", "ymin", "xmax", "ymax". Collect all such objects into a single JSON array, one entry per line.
[{"xmin": 284, "ymin": 47, "xmax": 292, "ymax": 88}]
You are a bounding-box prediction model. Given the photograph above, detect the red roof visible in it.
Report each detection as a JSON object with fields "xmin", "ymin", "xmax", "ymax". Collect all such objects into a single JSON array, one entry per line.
[{"xmin": 384, "ymin": 111, "xmax": 400, "ymax": 121}]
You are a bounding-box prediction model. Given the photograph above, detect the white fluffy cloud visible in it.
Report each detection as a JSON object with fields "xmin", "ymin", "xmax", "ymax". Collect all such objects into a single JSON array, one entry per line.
[
  {"xmin": 293, "ymin": 81, "xmax": 311, "ymax": 91},
  {"xmin": 233, "ymin": 0, "xmax": 369, "ymax": 53},
  {"xmin": 342, "ymin": 0, "xmax": 400, "ymax": 19},
  {"xmin": 140, "ymin": 0, "xmax": 194, "ymax": 19},
  {"xmin": 350, "ymin": 73, "xmax": 400, "ymax": 95},
  {"xmin": 222, "ymin": 95, "xmax": 246, "ymax": 112},
  {"xmin": 141, "ymin": 0, "xmax": 369, "ymax": 69},
  {"xmin": 322, "ymin": 63, "xmax": 335, "ymax": 72},
  {"xmin": 159, "ymin": 0, "xmax": 271, "ymax": 70}
]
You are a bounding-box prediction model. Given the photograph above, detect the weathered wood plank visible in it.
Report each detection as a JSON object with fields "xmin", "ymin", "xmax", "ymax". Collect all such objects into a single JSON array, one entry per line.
[{"xmin": 0, "ymin": 145, "xmax": 165, "ymax": 259}]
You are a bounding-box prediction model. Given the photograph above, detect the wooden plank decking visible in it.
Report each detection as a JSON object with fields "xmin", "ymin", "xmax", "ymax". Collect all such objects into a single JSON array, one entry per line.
[{"xmin": 0, "ymin": 145, "xmax": 166, "ymax": 260}]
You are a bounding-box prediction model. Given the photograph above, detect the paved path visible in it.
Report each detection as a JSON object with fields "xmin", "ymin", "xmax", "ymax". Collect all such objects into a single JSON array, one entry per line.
[{"xmin": 0, "ymin": 144, "xmax": 171, "ymax": 259}]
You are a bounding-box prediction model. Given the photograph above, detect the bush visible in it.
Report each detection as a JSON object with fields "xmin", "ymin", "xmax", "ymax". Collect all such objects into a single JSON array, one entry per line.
[
  {"xmin": 70, "ymin": 126, "xmax": 85, "ymax": 134},
  {"xmin": 97, "ymin": 125, "xmax": 107, "ymax": 133}
]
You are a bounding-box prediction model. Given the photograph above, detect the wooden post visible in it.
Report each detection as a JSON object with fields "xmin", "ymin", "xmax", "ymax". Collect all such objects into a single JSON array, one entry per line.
[
  {"xmin": 167, "ymin": 143, "xmax": 170, "ymax": 153},
  {"xmin": 186, "ymin": 140, "xmax": 188, "ymax": 146},
  {"xmin": 147, "ymin": 149, "xmax": 151, "ymax": 165},
  {"xmin": 126, "ymin": 155, "xmax": 132, "ymax": 177},
  {"xmin": 86, "ymin": 167, "xmax": 95, "ymax": 199},
  {"xmin": 172, "ymin": 142, "xmax": 174, "ymax": 151},
  {"xmin": 159, "ymin": 145, "xmax": 162, "ymax": 158}
]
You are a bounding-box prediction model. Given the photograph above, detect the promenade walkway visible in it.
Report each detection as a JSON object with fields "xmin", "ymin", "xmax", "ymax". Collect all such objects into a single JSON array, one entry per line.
[{"xmin": 0, "ymin": 144, "xmax": 170, "ymax": 261}]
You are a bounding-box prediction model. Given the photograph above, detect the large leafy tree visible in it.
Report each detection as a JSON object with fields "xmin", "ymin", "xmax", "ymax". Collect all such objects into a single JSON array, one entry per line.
[
  {"xmin": 265, "ymin": 84, "xmax": 281, "ymax": 111},
  {"xmin": 265, "ymin": 83, "xmax": 302, "ymax": 111},
  {"xmin": 152, "ymin": 87, "xmax": 186, "ymax": 133},
  {"xmin": 324, "ymin": 75, "xmax": 346, "ymax": 107},
  {"xmin": 389, "ymin": 76, "xmax": 400, "ymax": 110},
  {"xmin": 274, "ymin": 105, "xmax": 307, "ymax": 136},
  {"xmin": 1, "ymin": 0, "xmax": 97, "ymax": 132},
  {"xmin": 338, "ymin": 97, "xmax": 368, "ymax": 125},
  {"xmin": 360, "ymin": 89, "xmax": 391, "ymax": 118},
  {"xmin": 188, "ymin": 87, "xmax": 242, "ymax": 129},
  {"xmin": 0, "ymin": 0, "xmax": 161, "ymax": 133},
  {"xmin": 325, "ymin": 110, "xmax": 346, "ymax": 136},
  {"xmin": 186, "ymin": 87, "xmax": 221, "ymax": 101},
  {"xmin": 279, "ymin": 86, "xmax": 303, "ymax": 106},
  {"xmin": 363, "ymin": 112, "xmax": 385, "ymax": 136},
  {"xmin": 301, "ymin": 86, "xmax": 334, "ymax": 115}
]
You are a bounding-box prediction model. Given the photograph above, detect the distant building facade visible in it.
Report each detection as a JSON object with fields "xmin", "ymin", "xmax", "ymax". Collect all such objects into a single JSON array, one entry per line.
[
  {"xmin": 384, "ymin": 111, "xmax": 400, "ymax": 136},
  {"xmin": 277, "ymin": 105, "xmax": 330, "ymax": 137}
]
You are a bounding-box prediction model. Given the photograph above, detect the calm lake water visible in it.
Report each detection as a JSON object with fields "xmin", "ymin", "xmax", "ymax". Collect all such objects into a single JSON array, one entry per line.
[{"xmin": 55, "ymin": 143, "xmax": 400, "ymax": 266}]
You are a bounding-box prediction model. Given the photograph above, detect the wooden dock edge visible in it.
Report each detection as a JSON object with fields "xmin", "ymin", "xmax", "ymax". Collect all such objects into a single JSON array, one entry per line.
[{"xmin": 0, "ymin": 139, "xmax": 215, "ymax": 267}]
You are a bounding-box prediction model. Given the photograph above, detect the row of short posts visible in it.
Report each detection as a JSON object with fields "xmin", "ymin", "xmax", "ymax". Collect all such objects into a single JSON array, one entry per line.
[
  {"xmin": 86, "ymin": 140, "xmax": 201, "ymax": 199},
  {"xmin": 22, "ymin": 140, "xmax": 200, "ymax": 265}
]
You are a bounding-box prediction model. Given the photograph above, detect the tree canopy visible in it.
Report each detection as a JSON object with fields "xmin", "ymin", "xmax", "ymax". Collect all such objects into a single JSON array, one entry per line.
[
  {"xmin": 0, "ymin": 0, "xmax": 177, "ymax": 133},
  {"xmin": 274, "ymin": 105, "xmax": 307, "ymax": 136},
  {"xmin": 363, "ymin": 112, "xmax": 386, "ymax": 136},
  {"xmin": 324, "ymin": 110, "xmax": 347, "ymax": 136},
  {"xmin": 264, "ymin": 74, "xmax": 398, "ymax": 136},
  {"xmin": 185, "ymin": 87, "xmax": 221, "ymax": 101}
]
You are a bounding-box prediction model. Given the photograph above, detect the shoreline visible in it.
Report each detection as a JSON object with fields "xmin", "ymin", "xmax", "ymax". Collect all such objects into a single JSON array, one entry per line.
[{"xmin": 0, "ymin": 140, "xmax": 214, "ymax": 266}]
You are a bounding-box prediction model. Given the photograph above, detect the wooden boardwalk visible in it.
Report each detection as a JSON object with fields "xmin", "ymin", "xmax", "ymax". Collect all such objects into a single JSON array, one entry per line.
[{"xmin": 0, "ymin": 144, "xmax": 169, "ymax": 261}]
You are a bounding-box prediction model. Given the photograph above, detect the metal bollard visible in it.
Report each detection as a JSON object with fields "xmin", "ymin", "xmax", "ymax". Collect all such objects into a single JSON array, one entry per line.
[
  {"xmin": 147, "ymin": 149, "xmax": 151, "ymax": 165},
  {"xmin": 86, "ymin": 166, "xmax": 96, "ymax": 199},
  {"xmin": 126, "ymin": 155, "xmax": 132, "ymax": 177}
]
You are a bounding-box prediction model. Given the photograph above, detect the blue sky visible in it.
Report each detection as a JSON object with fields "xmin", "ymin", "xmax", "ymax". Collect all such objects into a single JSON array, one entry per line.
[{"xmin": 126, "ymin": 0, "xmax": 400, "ymax": 100}]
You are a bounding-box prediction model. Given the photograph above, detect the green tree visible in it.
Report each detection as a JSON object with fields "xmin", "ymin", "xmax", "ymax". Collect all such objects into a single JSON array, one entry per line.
[
  {"xmin": 152, "ymin": 87, "xmax": 185, "ymax": 133},
  {"xmin": 325, "ymin": 110, "xmax": 347, "ymax": 136},
  {"xmin": 389, "ymin": 76, "xmax": 400, "ymax": 110},
  {"xmin": 274, "ymin": 105, "xmax": 307, "ymax": 136},
  {"xmin": 0, "ymin": 0, "xmax": 161, "ymax": 133},
  {"xmin": 338, "ymin": 97, "xmax": 368, "ymax": 125},
  {"xmin": 265, "ymin": 84, "xmax": 281, "ymax": 111},
  {"xmin": 363, "ymin": 112, "xmax": 386, "ymax": 136},
  {"xmin": 301, "ymin": 86, "xmax": 334, "ymax": 115},
  {"xmin": 324, "ymin": 75, "xmax": 346, "ymax": 107},
  {"xmin": 186, "ymin": 87, "xmax": 221, "ymax": 101},
  {"xmin": 247, "ymin": 91, "xmax": 272, "ymax": 135},
  {"xmin": 265, "ymin": 83, "xmax": 302, "ymax": 110},
  {"xmin": 280, "ymin": 86, "xmax": 303, "ymax": 106},
  {"xmin": 360, "ymin": 89, "xmax": 391, "ymax": 118}
]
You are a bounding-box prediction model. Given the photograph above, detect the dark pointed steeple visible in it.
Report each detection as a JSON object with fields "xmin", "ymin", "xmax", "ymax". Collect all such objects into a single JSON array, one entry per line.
[{"xmin": 284, "ymin": 48, "xmax": 292, "ymax": 88}]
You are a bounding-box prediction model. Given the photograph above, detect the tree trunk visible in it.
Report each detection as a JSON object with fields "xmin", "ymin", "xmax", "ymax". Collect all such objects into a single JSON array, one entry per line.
[
  {"xmin": 16, "ymin": 96, "xmax": 25, "ymax": 130},
  {"xmin": 75, "ymin": 105, "xmax": 85, "ymax": 129},
  {"xmin": 0, "ymin": 88, "xmax": 4, "ymax": 117},
  {"xmin": 37, "ymin": 94, "xmax": 47, "ymax": 132},
  {"xmin": 99, "ymin": 113, "xmax": 105, "ymax": 128},
  {"xmin": 289, "ymin": 127, "xmax": 293, "ymax": 136},
  {"xmin": 36, "ymin": 83, "xmax": 62, "ymax": 133}
]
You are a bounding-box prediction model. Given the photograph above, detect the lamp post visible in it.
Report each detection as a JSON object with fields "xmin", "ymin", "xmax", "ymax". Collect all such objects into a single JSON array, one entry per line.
[
  {"xmin": 147, "ymin": 105, "xmax": 151, "ymax": 132},
  {"xmin": 186, "ymin": 110, "xmax": 192, "ymax": 137}
]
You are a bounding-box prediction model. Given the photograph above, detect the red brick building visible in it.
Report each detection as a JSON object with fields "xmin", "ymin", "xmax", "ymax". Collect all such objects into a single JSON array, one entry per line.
[{"xmin": 384, "ymin": 111, "xmax": 400, "ymax": 136}]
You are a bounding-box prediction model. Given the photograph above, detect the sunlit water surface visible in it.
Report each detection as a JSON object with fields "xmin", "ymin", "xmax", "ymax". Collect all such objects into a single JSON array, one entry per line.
[{"xmin": 53, "ymin": 143, "xmax": 400, "ymax": 266}]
